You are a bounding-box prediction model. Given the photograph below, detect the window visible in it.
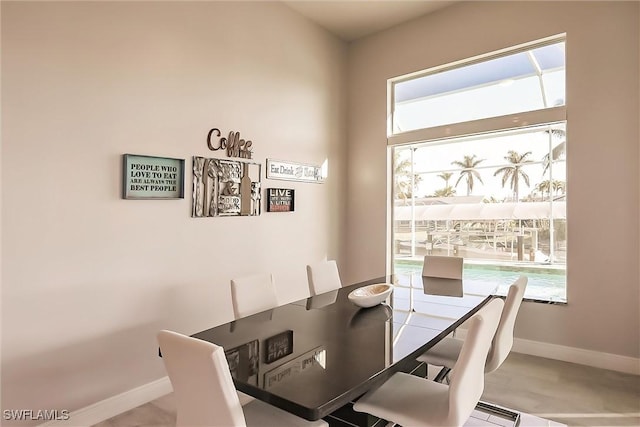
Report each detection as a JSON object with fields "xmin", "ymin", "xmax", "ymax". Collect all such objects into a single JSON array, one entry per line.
[
  {"xmin": 389, "ymin": 36, "xmax": 567, "ymax": 303},
  {"xmin": 392, "ymin": 40, "xmax": 565, "ymax": 133}
]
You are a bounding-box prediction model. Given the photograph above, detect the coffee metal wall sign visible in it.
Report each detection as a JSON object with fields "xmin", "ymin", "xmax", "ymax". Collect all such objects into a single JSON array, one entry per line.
[
  {"xmin": 266, "ymin": 158, "xmax": 324, "ymax": 183},
  {"xmin": 207, "ymin": 128, "xmax": 253, "ymax": 159}
]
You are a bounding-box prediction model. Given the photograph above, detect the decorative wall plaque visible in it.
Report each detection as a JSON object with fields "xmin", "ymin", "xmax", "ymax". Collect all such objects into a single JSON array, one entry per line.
[
  {"xmin": 266, "ymin": 188, "xmax": 295, "ymax": 212},
  {"xmin": 207, "ymin": 128, "xmax": 253, "ymax": 159},
  {"xmin": 122, "ymin": 154, "xmax": 185, "ymax": 199},
  {"xmin": 266, "ymin": 159, "xmax": 324, "ymax": 183},
  {"xmin": 192, "ymin": 157, "xmax": 261, "ymax": 217}
]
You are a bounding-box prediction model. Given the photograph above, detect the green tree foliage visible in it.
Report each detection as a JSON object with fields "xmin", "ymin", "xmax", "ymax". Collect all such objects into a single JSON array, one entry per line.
[
  {"xmin": 431, "ymin": 172, "xmax": 456, "ymax": 197},
  {"xmin": 394, "ymin": 150, "xmax": 422, "ymax": 200},
  {"xmin": 542, "ymin": 129, "xmax": 566, "ymax": 176}
]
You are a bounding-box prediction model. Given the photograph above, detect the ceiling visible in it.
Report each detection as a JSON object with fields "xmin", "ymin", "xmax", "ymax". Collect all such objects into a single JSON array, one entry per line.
[{"xmin": 282, "ymin": 1, "xmax": 456, "ymax": 42}]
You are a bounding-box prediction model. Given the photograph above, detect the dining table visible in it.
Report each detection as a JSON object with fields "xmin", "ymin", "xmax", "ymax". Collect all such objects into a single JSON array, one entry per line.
[{"xmin": 189, "ymin": 275, "xmax": 496, "ymax": 425}]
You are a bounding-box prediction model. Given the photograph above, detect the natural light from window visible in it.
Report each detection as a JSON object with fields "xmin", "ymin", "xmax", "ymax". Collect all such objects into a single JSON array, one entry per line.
[
  {"xmin": 389, "ymin": 37, "xmax": 567, "ymax": 303},
  {"xmin": 393, "ymin": 42, "xmax": 565, "ymax": 133}
]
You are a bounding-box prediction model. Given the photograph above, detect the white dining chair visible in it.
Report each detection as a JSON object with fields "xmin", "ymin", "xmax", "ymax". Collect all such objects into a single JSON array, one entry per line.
[
  {"xmin": 353, "ymin": 298, "xmax": 503, "ymax": 427},
  {"xmin": 157, "ymin": 330, "xmax": 327, "ymax": 427},
  {"xmin": 422, "ymin": 254, "xmax": 464, "ymax": 279},
  {"xmin": 417, "ymin": 275, "xmax": 528, "ymax": 380},
  {"xmin": 231, "ymin": 273, "xmax": 279, "ymax": 319},
  {"xmin": 306, "ymin": 260, "xmax": 342, "ymax": 296},
  {"xmin": 422, "ymin": 277, "xmax": 463, "ymax": 297}
]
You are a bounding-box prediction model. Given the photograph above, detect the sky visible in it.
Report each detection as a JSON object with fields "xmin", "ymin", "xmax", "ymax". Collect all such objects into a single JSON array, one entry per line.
[
  {"xmin": 395, "ymin": 124, "xmax": 567, "ymax": 200},
  {"xmin": 392, "ymin": 40, "xmax": 566, "ymax": 201}
]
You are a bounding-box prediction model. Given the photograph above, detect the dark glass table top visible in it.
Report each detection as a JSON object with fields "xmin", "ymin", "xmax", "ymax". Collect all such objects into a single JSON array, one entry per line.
[{"xmin": 190, "ymin": 275, "xmax": 495, "ymax": 421}]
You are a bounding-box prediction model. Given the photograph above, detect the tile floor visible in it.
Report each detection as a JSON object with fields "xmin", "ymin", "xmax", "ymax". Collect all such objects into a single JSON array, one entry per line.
[
  {"xmin": 94, "ymin": 352, "xmax": 639, "ymax": 427},
  {"xmin": 93, "ymin": 393, "xmax": 558, "ymax": 427},
  {"xmin": 483, "ymin": 353, "xmax": 640, "ymax": 427}
]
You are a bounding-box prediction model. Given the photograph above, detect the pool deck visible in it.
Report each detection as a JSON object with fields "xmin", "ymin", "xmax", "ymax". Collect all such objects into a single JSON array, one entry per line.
[{"xmin": 394, "ymin": 255, "xmax": 566, "ymax": 274}]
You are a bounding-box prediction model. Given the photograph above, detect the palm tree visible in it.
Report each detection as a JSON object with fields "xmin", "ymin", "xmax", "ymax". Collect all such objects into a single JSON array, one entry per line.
[
  {"xmin": 431, "ymin": 172, "xmax": 456, "ymax": 197},
  {"xmin": 494, "ymin": 150, "xmax": 534, "ymax": 201},
  {"xmin": 432, "ymin": 187, "xmax": 456, "ymax": 197},
  {"xmin": 536, "ymin": 179, "xmax": 566, "ymax": 199},
  {"xmin": 438, "ymin": 172, "xmax": 453, "ymax": 187},
  {"xmin": 394, "ymin": 151, "xmax": 422, "ymax": 201},
  {"xmin": 542, "ymin": 129, "xmax": 566, "ymax": 175},
  {"xmin": 451, "ymin": 155, "xmax": 485, "ymax": 196}
]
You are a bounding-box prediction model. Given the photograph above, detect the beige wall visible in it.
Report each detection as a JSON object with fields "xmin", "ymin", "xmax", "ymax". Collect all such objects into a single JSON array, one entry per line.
[
  {"xmin": 2, "ymin": 0, "xmax": 639, "ymax": 421},
  {"xmin": 346, "ymin": 1, "xmax": 640, "ymax": 358},
  {"xmin": 1, "ymin": 1, "xmax": 347, "ymax": 420}
]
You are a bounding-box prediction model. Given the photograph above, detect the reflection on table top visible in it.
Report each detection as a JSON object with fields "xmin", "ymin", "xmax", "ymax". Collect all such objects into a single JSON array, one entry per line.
[{"xmin": 191, "ymin": 275, "xmax": 495, "ymax": 421}]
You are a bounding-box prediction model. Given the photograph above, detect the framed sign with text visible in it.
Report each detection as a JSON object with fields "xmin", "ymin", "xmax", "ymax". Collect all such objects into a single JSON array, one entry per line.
[
  {"xmin": 266, "ymin": 159, "xmax": 324, "ymax": 183},
  {"xmin": 266, "ymin": 188, "xmax": 295, "ymax": 212},
  {"xmin": 122, "ymin": 154, "xmax": 185, "ymax": 200}
]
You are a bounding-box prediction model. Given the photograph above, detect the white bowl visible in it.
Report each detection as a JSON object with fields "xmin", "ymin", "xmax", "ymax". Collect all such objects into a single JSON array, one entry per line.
[{"xmin": 348, "ymin": 283, "xmax": 394, "ymax": 308}]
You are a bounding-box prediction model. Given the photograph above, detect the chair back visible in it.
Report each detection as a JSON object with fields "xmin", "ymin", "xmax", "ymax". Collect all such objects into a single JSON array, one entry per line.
[
  {"xmin": 231, "ymin": 273, "xmax": 278, "ymax": 319},
  {"xmin": 157, "ymin": 330, "xmax": 247, "ymax": 427},
  {"xmin": 306, "ymin": 289, "xmax": 339, "ymax": 309},
  {"xmin": 447, "ymin": 298, "xmax": 503, "ymax": 425},
  {"xmin": 485, "ymin": 275, "xmax": 528, "ymax": 373},
  {"xmin": 422, "ymin": 255, "xmax": 463, "ymax": 279},
  {"xmin": 306, "ymin": 260, "xmax": 342, "ymax": 295}
]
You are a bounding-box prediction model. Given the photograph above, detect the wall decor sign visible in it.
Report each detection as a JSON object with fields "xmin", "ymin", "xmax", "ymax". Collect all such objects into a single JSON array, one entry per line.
[
  {"xmin": 192, "ymin": 157, "xmax": 261, "ymax": 217},
  {"xmin": 266, "ymin": 159, "xmax": 324, "ymax": 183},
  {"xmin": 122, "ymin": 154, "xmax": 185, "ymax": 200},
  {"xmin": 207, "ymin": 128, "xmax": 253, "ymax": 159},
  {"xmin": 266, "ymin": 188, "xmax": 295, "ymax": 212},
  {"xmin": 264, "ymin": 330, "xmax": 294, "ymax": 364},
  {"xmin": 263, "ymin": 346, "xmax": 326, "ymax": 390}
]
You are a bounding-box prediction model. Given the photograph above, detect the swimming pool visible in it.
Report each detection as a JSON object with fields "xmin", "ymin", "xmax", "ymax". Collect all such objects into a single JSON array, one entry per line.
[{"xmin": 394, "ymin": 260, "xmax": 567, "ymax": 303}]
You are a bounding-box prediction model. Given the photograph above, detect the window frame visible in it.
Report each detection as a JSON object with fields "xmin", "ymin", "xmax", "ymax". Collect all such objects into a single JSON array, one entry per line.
[
  {"xmin": 387, "ymin": 34, "xmax": 567, "ymax": 144},
  {"xmin": 387, "ymin": 34, "xmax": 568, "ymax": 305}
]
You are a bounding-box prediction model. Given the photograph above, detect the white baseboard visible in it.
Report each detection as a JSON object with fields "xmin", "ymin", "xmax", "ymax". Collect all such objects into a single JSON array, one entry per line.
[
  {"xmin": 511, "ymin": 337, "xmax": 640, "ymax": 376},
  {"xmin": 38, "ymin": 377, "xmax": 172, "ymax": 427},
  {"xmin": 453, "ymin": 329, "xmax": 640, "ymax": 375}
]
